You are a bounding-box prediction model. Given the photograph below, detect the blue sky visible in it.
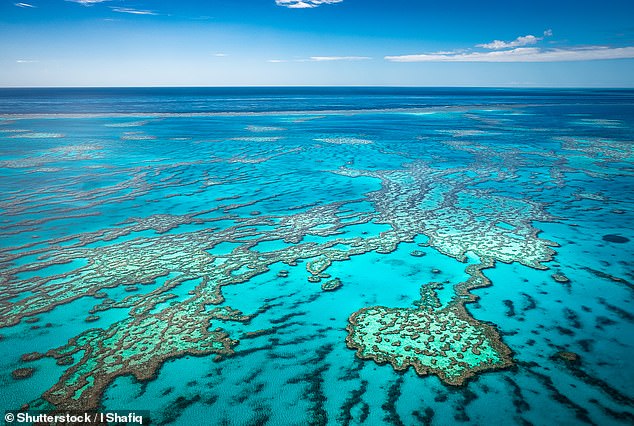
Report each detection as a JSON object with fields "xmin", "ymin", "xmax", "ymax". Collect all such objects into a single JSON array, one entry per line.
[{"xmin": 2, "ymin": 0, "xmax": 634, "ymax": 87}]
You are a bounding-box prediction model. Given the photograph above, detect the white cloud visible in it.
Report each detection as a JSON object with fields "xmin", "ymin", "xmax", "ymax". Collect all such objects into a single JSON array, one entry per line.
[
  {"xmin": 66, "ymin": 0, "xmax": 109, "ymax": 5},
  {"xmin": 268, "ymin": 56, "xmax": 370, "ymax": 62},
  {"xmin": 476, "ymin": 29, "xmax": 553, "ymax": 50},
  {"xmin": 477, "ymin": 35, "xmax": 541, "ymax": 50},
  {"xmin": 16, "ymin": 59, "xmax": 39, "ymax": 63},
  {"xmin": 386, "ymin": 29, "xmax": 634, "ymax": 63},
  {"xmin": 385, "ymin": 46, "xmax": 634, "ymax": 62},
  {"xmin": 309, "ymin": 56, "xmax": 371, "ymax": 61},
  {"xmin": 275, "ymin": 0, "xmax": 343, "ymax": 9},
  {"xmin": 14, "ymin": 3, "xmax": 36, "ymax": 8},
  {"xmin": 111, "ymin": 7, "xmax": 158, "ymax": 15},
  {"xmin": 214, "ymin": 53, "xmax": 228, "ymax": 57}
]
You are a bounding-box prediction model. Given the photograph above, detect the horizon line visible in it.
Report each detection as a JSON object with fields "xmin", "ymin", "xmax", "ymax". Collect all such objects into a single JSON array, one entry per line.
[{"xmin": 1, "ymin": 85, "xmax": 634, "ymax": 90}]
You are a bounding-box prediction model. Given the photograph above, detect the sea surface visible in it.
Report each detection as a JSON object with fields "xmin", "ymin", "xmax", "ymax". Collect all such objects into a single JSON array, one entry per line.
[{"xmin": 0, "ymin": 88, "xmax": 632, "ymax": 425}]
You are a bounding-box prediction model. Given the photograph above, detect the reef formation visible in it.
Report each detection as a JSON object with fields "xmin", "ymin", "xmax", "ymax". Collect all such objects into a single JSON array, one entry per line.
[
  {"xmin": 0, "ymin": 155, "xmax": 559, "ymax": 409},
  {"xmin": 3, "ymin": 103, "xmax": 628, "ymax": 422}
]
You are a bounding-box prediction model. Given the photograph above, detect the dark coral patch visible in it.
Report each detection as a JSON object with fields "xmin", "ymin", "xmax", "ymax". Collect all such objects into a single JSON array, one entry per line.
[
  {"xmin": 602, "ymin": 234, "xmax": 630, "ymax": 243},
  {"xmin": 321, "ymin": 278, "xmax": 342, "ymax": 292},
  {"xmin": 12, "ymin": 368, "xmax": 35, "ymax": 380},
  {"xmin": 553, "ymin": 351, "xmax": 581, "ymax": 365},
  {"xmin": 552, "ymin": 273, "xmax": 570, "ymax": 284}
]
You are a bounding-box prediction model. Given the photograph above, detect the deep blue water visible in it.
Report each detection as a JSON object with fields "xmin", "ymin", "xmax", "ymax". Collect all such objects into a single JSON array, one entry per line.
[
  {"xmin": 2, "ymin": 87, "xmax": 634, "ymax": 114},
  {"xmin": 0, "ymin": 88, "xmax": 633, "ymax": 425}
]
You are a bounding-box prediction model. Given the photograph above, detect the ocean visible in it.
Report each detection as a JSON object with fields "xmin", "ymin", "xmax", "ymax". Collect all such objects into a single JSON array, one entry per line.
[{"xmin": 0, "ymin": 87, "xmax": 632, "ymax": 425}]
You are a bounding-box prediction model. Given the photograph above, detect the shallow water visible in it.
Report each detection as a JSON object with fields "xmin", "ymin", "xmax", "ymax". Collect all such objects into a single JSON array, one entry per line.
[{"xmin": 0, "ymin": 88, "xmax": 633, "ymax": 425}]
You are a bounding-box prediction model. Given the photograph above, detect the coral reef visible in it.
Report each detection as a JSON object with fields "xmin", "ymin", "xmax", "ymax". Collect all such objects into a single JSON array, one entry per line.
[
  {"xmin": 321, "ymin": 278, "xmax": 342, "ymax": 292},
  {"xmin": 0, "ymin": 115, "xmax": 569, "ymax": 411},
  {"xmin": 346, "ymin": 261, "xmax": 513, "ymax": 385}
]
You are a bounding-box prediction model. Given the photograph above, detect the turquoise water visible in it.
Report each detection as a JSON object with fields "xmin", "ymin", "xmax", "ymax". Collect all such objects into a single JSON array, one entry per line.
[{"xmin": 0, "ymin": 88, "xmax": 633, "ymax": 425}]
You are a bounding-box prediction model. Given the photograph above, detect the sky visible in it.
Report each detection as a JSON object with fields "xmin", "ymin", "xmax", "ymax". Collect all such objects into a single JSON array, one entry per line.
[{"xmin": 1, "ymin": 0, "xmax": 634, "ymax": 87}]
